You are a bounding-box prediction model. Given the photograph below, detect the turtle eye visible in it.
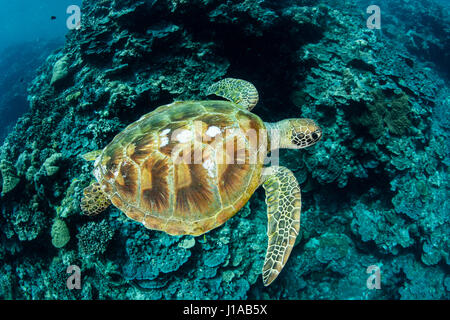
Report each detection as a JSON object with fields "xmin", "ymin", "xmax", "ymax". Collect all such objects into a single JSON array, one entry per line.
[{"xmin": 311, "ymin": 129, "xmax": 322, "ymax": 141}]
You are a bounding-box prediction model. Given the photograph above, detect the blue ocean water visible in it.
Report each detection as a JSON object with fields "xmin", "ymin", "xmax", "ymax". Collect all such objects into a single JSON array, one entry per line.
[
  {"xmin": 0, "ymin": 0, "xmax": 81, "ymax": 140},
  {"xmin": 0, "ymin": 0, "xmax": 448, "ymax": 301},
  {"xmin": 0, "ymin": 0, "xmax": 81, "ymax": 51}
]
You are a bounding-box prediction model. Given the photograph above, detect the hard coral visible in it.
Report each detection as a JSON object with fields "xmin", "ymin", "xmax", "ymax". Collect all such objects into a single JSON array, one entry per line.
[
  {"xmin": 77, "ymin": 220, "xmax": 114, "ymax": 257},
  {"xmin": 0, "ymin": 0, "xmax": 448, "ymax": 300},
  {"xmin": 51, "ymin": 219, "xmax": 70, "ymax": 248},
  {"xmin": 352, "ymin": 90, "xmax": 412, "ymax": 139},
  {"xmin": 0, "ymin": 159, "xmax": 20, "ymax": 195}
]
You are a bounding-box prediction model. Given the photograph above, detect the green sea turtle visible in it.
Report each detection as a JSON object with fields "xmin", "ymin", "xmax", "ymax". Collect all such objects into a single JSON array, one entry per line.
[{"xmin": 81, "ymin": 78, "xmax": 322, "ymax": 286}]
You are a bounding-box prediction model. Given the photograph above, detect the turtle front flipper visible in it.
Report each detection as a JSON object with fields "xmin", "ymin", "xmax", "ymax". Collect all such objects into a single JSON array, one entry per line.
[
  {"xmin": 80, "ymin": 182, "xmax": 111, "ymax": 216},
  {"xmin": 206, "ymin": 78, "xmax": 259, "ymax": 111},
  {"xmin": 260, "ymin": 166, "xmax": 301, "ymax": 286}
]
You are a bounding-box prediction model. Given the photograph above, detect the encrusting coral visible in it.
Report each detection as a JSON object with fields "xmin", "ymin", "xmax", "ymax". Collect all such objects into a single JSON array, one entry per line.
[{"xmin": 0, "ymin": 0, "xmax": 448, "ymax": 299}]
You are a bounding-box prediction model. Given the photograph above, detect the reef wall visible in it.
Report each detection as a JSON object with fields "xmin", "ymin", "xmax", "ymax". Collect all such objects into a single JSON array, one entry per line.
[{"xmin": 0, "ymin": 0, "xmax": 448, "ymax": 299}]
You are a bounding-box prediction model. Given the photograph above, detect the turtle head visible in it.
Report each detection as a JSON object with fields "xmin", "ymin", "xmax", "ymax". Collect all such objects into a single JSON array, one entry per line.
[{"xmin": 273, "ymin": 118, "xmax": 322, "ymax": 149}]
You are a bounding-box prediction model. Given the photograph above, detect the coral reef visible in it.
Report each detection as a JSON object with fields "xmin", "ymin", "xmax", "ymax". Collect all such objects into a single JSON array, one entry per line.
[
  {"xmin": 0, "ymin": 159, "xmax": 20, "ymax": 195},
  {"xmin": 0, "ymin": 0, "xmax": 448, "ymax": 300},
  {"xmin": 77, "ymin": 219, "xmax": 115, "ymax": 257},
  {"xmin": 51, "ymin": 219, "xmax": 70, "ymax": 248},
  {"xmin": 50, "ymin": 55, "xmax": 72, "ymax": 86}
]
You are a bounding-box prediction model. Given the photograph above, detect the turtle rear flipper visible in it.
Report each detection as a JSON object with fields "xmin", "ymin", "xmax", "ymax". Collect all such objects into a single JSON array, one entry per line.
[
  {"xmin": 261, "ymin": 166, "xmax": 301, "ymax": 286},
  {"xmin": 81, "ymin": 182, "xmax": 111, "ymax": 216},
  {"xmin": 206, "ymin": 78, "xmax": 259, "ymax": 111}
]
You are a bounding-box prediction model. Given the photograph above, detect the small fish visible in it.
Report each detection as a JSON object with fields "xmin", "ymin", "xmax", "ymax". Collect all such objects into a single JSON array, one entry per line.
[{"xmin": 51, "ymin": 16, "xmax": 56, "ymax": 20}]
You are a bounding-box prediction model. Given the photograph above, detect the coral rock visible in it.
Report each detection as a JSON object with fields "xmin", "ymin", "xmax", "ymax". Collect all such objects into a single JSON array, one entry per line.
[{"xmin": 51, "ymin": 219, "xmax": 70, "ymax": 248}]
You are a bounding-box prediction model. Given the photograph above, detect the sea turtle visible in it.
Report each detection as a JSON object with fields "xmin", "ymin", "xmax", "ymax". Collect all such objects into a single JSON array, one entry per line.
[{"xmin": 81, "ymin": 78, "xmax": 322, "ymax": 286}]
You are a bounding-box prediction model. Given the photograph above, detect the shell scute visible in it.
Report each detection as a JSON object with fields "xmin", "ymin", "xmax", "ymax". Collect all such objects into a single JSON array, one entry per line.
[
  {"xmin": 202, "ymin": 100, "xmax": 237, "ymax": 114},
  {"xmin": 169, "ymin": 102, "xmax": 204, "ymax": 121},
  {"xmin": 140, "ymin": 154, "xmax": 171, "ymax": 214},
  {"xmin": 129, "ymin": 133, "xmax": 156, "ymax": 164},
  {"xmin": 115, "ymin": 160, "xmax": 139, "ymax": 204}
]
